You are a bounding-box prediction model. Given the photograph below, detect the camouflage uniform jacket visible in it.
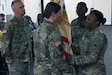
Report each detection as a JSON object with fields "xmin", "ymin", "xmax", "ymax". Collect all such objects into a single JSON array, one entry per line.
[
  {"xmin": 70, "ymin": 27, "xmax": 108, "ymax": 75},
  {"xmin": 34, "ymin": 20, "xmax": 71, "ymax": 75},
  {"xmin": 71, "ymin": 18, "xmax": 87, "ymax": 54},
  {"xmin": 2, "ymin": 16, "xmax": 32, "ymax": 62}
]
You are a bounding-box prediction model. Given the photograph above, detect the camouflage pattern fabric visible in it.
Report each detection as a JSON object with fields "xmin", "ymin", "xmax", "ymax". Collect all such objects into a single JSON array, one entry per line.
[
  {"xmin": 7, "ymin": 62, "xmax": 29, "ymax": 75},
  {"xmin": 71, "ymin": 18, "xmax": 87, "ymax": 55},
  {"xmin": 2, "ymin": 16, "xmax": 33, "ymax": 75},
  {"xmin": 69, "ymin": 28, "xmax": 107, "ymax": 75},
  {"xmin": 34, "ymin": 20, "xmax": 73, "ymax": 75}
]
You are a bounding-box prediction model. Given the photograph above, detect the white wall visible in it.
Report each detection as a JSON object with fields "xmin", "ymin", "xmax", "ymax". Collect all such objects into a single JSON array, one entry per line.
[
  {"xmin": 5, "ymin": 0, "xmax": 13, "ymax": 15},
  {"xmin": 0, "ymin": 0, "xmax": 5, "ymax": 13},
  {"xmin": 44, "ymin": 0, "xmax": 94, "ymax": 23},
  {"xmin": 94, "ymin": 0, "xmax": 111, "ymax": 25},
  {"xmin": 0, "ymin": 0, "xmax": 41, "ymax": 22},
  {"xmin": 1, "ymin": 0, "xmax": 111, "ymax": 24},
  {"xmin": 65, "ymin": 0, "xmax": 93, "ymax": 23},
  {"xmin": 0, "ymin": 0, "xmax": 13, "ymax": 22},
  {"xmin": 65, "ymin": 0, "xmax": 111, "ymax": 25},
  {"xmin": 24, "ymin": 0, "xmax": 41, "ymax": 22},
  {"xmin": 44, "ymin": 0, "xmax": 50, "ymax": 9},
  {"xmin": 44, "ymin": 0, "xmax": 111, "ymax": 25}
]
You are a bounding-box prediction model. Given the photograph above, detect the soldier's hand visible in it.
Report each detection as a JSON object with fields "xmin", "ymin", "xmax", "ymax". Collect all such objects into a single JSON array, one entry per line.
[
  {"xmin": 64, "ymin": 51, "xmax": 72, "ymax": 62},
  {"xmin": 67, "ymin": 56, "xmax": 78, "ymax": 68},
  {"xmin": 67, "ymin": 55, "xmax": 75, "ymax": 65},
  {"xmin": 6, "ymin": 59, "xmax": 13, "ymax": 64}
]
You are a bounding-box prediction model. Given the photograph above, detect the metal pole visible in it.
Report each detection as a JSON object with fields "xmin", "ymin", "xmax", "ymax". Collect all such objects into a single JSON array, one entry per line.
[{"xmin": 41, "ymin": 0, "xmax": 44, "ymax": 14}]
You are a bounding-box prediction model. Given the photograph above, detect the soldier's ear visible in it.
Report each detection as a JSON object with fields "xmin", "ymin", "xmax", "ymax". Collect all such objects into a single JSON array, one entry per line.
[
  {"xmin": 96, "ymin": 21, "xmax": 100, "ymax": 26},
  {"xmin": 51, "ymin": 12, "xmax": 55, "ymax": 17}
]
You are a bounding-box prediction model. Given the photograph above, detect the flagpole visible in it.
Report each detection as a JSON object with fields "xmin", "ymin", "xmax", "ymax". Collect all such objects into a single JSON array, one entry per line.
[{"xmin": 41, "ymin": 0, "xmax": 43, "ymax": 14}]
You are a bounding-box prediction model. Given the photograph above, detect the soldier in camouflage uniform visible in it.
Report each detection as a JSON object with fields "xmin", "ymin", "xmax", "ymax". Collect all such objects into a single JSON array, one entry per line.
[
  {"xmin": 34, "ymin": 2, "xmax": 73, "ymax": 75},
  {"xmin": 69, "ymin": 10, "xmax": 108, "ymax": 75},
  {"xmin": 71, "ymin": 2, "xmax": 88, "ymax": 55},
  {"xmin": 2, "ymin": 0, "xmax": 33, "ymax": 75}
]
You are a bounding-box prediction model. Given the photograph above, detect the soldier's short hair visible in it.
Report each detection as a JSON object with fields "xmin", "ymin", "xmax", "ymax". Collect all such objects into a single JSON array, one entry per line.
[
  {"xmin": 11, "ymin": 0, "xmax": 22, "ymax": 8},
  {"xmin": 43, "ymin": 2, "xmax": 61, "ymax": 19}
]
